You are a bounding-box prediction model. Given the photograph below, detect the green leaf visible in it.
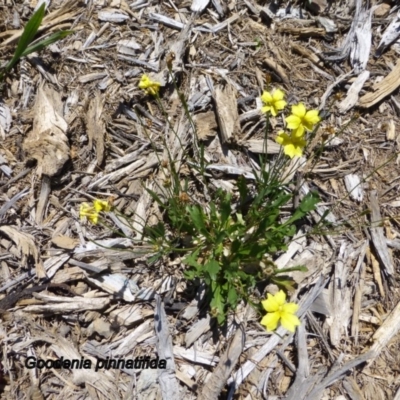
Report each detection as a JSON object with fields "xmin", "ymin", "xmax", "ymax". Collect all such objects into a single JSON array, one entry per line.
[
  {"xmin": 3, "ymin": 4, "xmax": 46, "ymax": 76},
  {"xmin": 204, "ymin": 259, "xmax": 220, "ymax": 280},
  {"xmin": 271, "ymin": 276, "xmax": 297, "ymax": 291},
  {"xmin": 273, "ymin": 265, "xmax": 308, "ymax": 274},
  {"xmin": 237, "ymin": 176, "xmax": 248, "ymax": 206},
  {"xmin": 284, "ymin": 191, "xmax": 320, "ymax": 225},
  {"xmin": 187, "ymin": 205, "xmax": 209, "ymax": 237},
  {"xmin": 219, "ymin": 191, "xmax": 232, "ymax": 227},
  {"xmin": 299, "ymin": 191, "xmax": 320, "ymax": 213},
  {"xmin": 227, "ymin": 286, "xmax": 238, "ymax": 307},
  {"xmin": 210, "ymin": 285, "xmax": 225, "ymax": 324},
  {"xmin": 183, "ymin": 249, "xmax": 202, "ymax": 269},
  {"xmin": 22, "ymin": 30, "xmax": 74, "ymax": 57}
]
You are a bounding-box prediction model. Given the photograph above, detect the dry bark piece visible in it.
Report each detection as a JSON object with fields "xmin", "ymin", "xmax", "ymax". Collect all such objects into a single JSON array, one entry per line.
[
  {"xmin": 23, "ymin": 84, "xmax": 69, "ymax": 177},
  {"xmin": 87, "ymin": 93, "xmax": 105, "ymax": 166},
  {"xmin": 369, "ymin": 190, "xmax": 394, "ymax": 277},
  {"xmin": 0, "ymin": 99, "xmax": 11, "ymax": 138},
  {"xmin": 291, "ymin": 43, "xmax": 323, "ymax": 66},
  {"xmin": 245, "ymin": 139, "xmax": 282, "ymax": 154},
  {"xmin": 213, "ymin": 84, "xmax": 240, "ymax": 143},
  {"xmin": 329, "ymin": 242, "xmax": 353, "ymax": 348},
  {"xmin": 277, "ymin": 25, "xmax": 327, "ymax": 38},
  {"xmin": 262, "ymin": 57, "xmax": 289, "ymax": 84},
  {"xmin": 193, "ymin": 111, "xmax": 218, "ymax": 140},
  {"xmin": 344, "ymin": 174, "xmax": 363, "ymax": 201},
  {"xmin": 185, "ymin": 316, "xmax": 211, "ymax": 347},
  {"xmin": 98, "ymin": 8, "xmax": 129, "ymax": 23},
  {"xmin": 338, "ymin": 70, "xmax": 370, "ymax": 114},
  {"xmin": 109, "ymin": 304, "xmax": 153, "ymax": 327},
  {"xmin": 86, "ymin": 273, "xmax": 137, "ymax": 302},
  {"xmin": 199, "ymin": 311, "xmax": 248, "ymax": 400},
  {"xmin": 78, "ymin": 72, "xmax": 108, "ymax": 83},
  {"xmin": 154, "ymin": 295, "xmax": 180, "ymax": 399},
  {"xmin": 349, "ymin": 6, "xmax": 374, "ymax": 73},
  {"xmin": 88, "ymin": 318, "xmax": 112, "ymax": 339},
  {"xmin": 117, "ymin": 38, "xmax": 141, "ymax": 54},
  {"xmin": 316, "ymin": 16, "xmax": 337, "ymax": 33},
  {"xmin": 0, "ymin": 226, "xmax": 46, "ymax": 279},
  {"xmin": 191, "ymin": 0, "xmax": 210, "ymax": 12},
  {"xmin": 359, "ymin": 60, "xmax": 400, "ymax": 108},
  {"xmin": 52, "ymin": 235, "xmax": 80, "ymax": 250},
  {"xmin": 386, "ymin": 119, "xmax": 396, "ymax": 141},
  {"xmin": 375, "ymin": 9, "xmax": 400, "ymax": 57}
]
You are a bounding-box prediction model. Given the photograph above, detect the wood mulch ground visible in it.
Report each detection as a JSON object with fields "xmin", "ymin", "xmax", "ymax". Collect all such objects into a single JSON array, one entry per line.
[{"xmin": 1, "ymin": 0, "xmax": 400, "ymax": 399}]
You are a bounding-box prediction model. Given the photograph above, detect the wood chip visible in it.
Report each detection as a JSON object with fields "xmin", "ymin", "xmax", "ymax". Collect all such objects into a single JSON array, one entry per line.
[
  {"xmin": 193, "ymin": 111, "xmax": 218, "ymax": 140},
  {"xmin": 369, "ymin": 190, "xmax": 394, "ymax": 277},
  {"xmin": 338, "ymin": 70, "xmax": 370, "ymax": 114},
  {"xmin": 0, "ymin": 226, "xmax": 46, "ymax": 279},
  {"xmin": 262, "ymin": 57, "xmax": 289, "ymax": 84},
  {"xmin": 213, "ymin": 84, "xmax": 240, "ymax": 143},
  {"xmin": 359, "ymin": 60, "xmax": 400, "ymax": 108}
]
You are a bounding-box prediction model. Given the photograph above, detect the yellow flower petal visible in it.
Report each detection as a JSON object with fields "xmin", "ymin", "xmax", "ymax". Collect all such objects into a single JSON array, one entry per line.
[
  {"xmin": 138, "ymin": 75, "xmax": 150, "ymax": 89},
  {"xmin": 87, "ymin": 213, "xmax": 99, "ymax": 224},
  {"xmin": 138, "ymin": 74, "xmax": 161, "ymax": 95},
  {"xmin": 275, "ymin": 290, "xmax": 287, "ymax": 306},
  {"xmin": 284, "ymin": 144, "xmax": 296, "ymax": 158},
  {"xmin": 292, "ymin": 126, "xmax": 305, "ymax": 137},
  {"xmin": 261, "ymin": 91, "xmax": 273, "ymax": 103},
  {"xmin": 261, "ymin": 293, "xmax": 280, "ymax": 312},
  {"xmin": 260, "ymin": 312, "xmax": 280, "ymax": 331},
  {"xmin": 304, "ymin": 110, "xmax": 321, "ymax": 125},
  {"xmin": 285, "ymin": 115, "xmax": 301, "ymax": 130},
  {"xmin": 282, "ymin": 302, "xmax": 299, "ymax": 314},
  {"xmin": 274, "ymin": 100, "xmax": 287, "ymax": 110},
  {"xmin": 261, "ymin": 105, "xmax": 272, "ymax": 114},
  {"xmin": 261, "ymin": 89, "xmax": 286, "ymax": 115},
  {"xmin": 276, "ymin": 131, "xmax": 289, "ymax": 144},
  {"xmin": 276, "ymin": 131, "xmax": 306, "ymax": 158},
  {"xmin": 291, "ymin": 103, "xmax": 306, "ymax": 118},
  {"xmin": 79, "ymin": 203, "xmax": 95, "ymax": 218},
  {"xmin": 79, "ymin": 203, "xmax": 99, "ymax": 224},
  {"xmin": 272, "ymin": 89, "xmax": 285, "ymax": 101},
  {"xmin": 280, "ymin": 312, "xmax": 301, "ymax": 332},
  {"xmin": 93, "ymin": 199, "xmax": 111, "ymax": 212}
]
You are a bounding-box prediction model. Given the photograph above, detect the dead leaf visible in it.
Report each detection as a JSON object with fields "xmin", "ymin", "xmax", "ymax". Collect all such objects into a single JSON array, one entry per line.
[
  {"xmin": 23, "ymin": 84, "xmax": 69, "ymax": 177},
  {"xmin": 0, "ymin": 226, "xmax": 46, "ymax": 278}
]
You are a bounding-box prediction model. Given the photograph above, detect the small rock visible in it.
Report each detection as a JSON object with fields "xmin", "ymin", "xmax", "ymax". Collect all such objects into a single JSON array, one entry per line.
[
  {"xmin": 374, "ymin": 3, "xmax": 391, "ymax": 18},
  {"xmin": 88, "ymin": 318, "xmax": 112, "ymax": 339}
]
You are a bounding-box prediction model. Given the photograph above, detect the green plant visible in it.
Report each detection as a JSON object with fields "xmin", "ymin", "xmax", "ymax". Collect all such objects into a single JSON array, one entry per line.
[
  {"xmin": 144, "ymin": 121, "xmax": 320, "ymax": 324},
  {"xmin": 0, "ymin": 4, "xmax": 73, "ymax": 84},
  {"xmin": 83, "ymin": 74, "xmax": 323, "ymax": 327}
]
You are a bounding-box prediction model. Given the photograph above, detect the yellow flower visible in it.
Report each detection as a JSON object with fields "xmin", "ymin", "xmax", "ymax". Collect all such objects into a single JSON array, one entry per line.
[
  {"xmin": 285, "ymin": 103, "xmax": 320, "ymax": 137},
  {"xmin": 138, "ymin": 74, "xmax": 161, "ymax": 96},
  {"xmin": 93, "ymin": 199, "xmax": 111, "ymax": 212},
  {"xmin": 276, "ymin": 131, "xmax": 306, "ymax": 158},
  {"xmin": 79, "ymin": 202, "xmax": 99, "ymax": 224},
  {"xmin": 261, "ymin": 89, "xmax": 287, "ymax": 116},
  {"xmin": 260, "ymin": 290, "xmax": 300, "ymax": 332}
]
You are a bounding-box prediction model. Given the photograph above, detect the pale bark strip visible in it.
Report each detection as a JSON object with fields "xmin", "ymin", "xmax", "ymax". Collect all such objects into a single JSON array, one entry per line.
[
  {"xmin": 155, "ymin": 295, "xmax": 180, "ymax": 400},
  {"xmin": 198, "ymin": 311, "xmax": 248, "ymax": 400}
]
